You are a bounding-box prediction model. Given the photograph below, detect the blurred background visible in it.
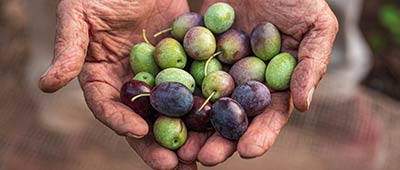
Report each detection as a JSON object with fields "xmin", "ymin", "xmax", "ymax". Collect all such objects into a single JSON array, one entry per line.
[{"xmin": 1, "ymin": 0, "xmax": 400, "ymax": 169}]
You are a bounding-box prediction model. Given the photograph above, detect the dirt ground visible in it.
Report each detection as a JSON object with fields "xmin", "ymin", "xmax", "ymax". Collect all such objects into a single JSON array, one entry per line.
[{"xmin": 1, "ymin": 0, "xmax": 400, "ymax": 170}]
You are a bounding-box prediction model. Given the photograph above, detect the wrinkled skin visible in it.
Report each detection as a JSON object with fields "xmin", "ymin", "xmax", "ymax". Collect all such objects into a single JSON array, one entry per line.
[
  {"xmin": 39, "ymin": 0, "xmax": 338, "ymax": 169},
  {"xmin": 38, "ymin": 0, "xmax": 200, "ymax": 169},
  {"xmin": 196, "ymin": 0, "xmax": 338, "ymax": 166}
]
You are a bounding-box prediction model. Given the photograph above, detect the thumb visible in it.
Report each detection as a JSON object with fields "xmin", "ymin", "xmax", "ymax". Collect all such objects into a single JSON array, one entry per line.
[
  {"xmin": 39, "ymin": 0, "xmax": 88, "ymax": 93},
  {"xmin": 291, "ymin": 10, "xmax": 338, "ymax": 112}
]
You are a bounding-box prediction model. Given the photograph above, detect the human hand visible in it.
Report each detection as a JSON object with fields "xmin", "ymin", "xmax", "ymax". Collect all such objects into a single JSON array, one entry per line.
[
  {"xmin": 197, "ymin": 0, "xmax": 338, "ymax": 166},
  {"xmin": 38, "ymin": 0, "xmax": 203, "ymax": 169}
]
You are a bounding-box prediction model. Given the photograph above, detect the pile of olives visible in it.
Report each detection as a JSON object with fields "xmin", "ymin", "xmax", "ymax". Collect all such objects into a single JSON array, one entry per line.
[{"xmin": 120, "ymin": 2, "xmax": 297, "ymax": 150}]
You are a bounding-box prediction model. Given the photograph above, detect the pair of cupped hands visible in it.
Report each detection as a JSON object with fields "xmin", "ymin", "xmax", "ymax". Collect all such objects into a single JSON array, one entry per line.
[{"xmin": 39, "ymin": 0, "xmax": 338, "ymax": 169}]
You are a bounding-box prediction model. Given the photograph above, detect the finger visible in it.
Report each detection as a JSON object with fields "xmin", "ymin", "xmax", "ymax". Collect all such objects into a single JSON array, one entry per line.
[
  {"xmin": 176, "ymin": 162, "xmax": 197, "ymax": 170},
  {"xmin": 197, "ymin": 132, "xmax": 237, "ymax": 166},
  {"xmin": 177, "ymin": 131, "xmax": 210, "ymax": 163},
  {"xmin": 82, "ymin": 80, "xmax": 149, "ymax": 138},
  {"xmin": 281, "ymin": 34, "xmax": 300, "ymax": 57},
  {"xmin": 39, "ymin": 0, "xmax": 89, "ymax": 93},
  {"xmin": 291, "ymin": 9, "xmax": 339, "ymax": 111},
  {"xmin": 126, "ymin": 134, "xmax": 178, "ymax": 170},
  {"xmin": 237, "ymin": 92, "xmax": 293, "ymax": 158},
  {"xmin": 199, "ymin": 0, "xmax": 213, "ymax": 14}
]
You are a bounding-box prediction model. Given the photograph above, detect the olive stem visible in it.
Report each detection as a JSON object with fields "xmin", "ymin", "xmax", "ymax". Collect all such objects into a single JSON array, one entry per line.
[
  {"xmin": 130, "ymin": 93, "xmax": 151, "ymax": 102},
  {"xmin": 153, "ymin": 28, "xmax": 173, "ymax": 38},
  {"xmin": 204, "ymin": 51, "xmax": 222, "ymax": 77},
  {"xmin": 142, "ymin": 29, "xmax": 151, "ymax": 44},
  {"xmin": 198, "ymin": 91, "xmax": 216, "ymax": 112}
]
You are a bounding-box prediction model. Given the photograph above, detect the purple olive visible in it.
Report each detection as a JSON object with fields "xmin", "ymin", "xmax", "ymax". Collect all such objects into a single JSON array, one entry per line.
[
  {"xmin": 231, "ymin": 81, "xmax": 271, "ymax": 116},
  {"xmin": 217, "ymin": 29, "xmax": 251, "ymax": 64},
  {"xmin": 183, "ymin": 96, "xmax": 213, "ymax": 132},
  {"xmin": 150, "ymin": 82, "xmax": 194, "ymax": 117},
  {"xmin": 210, "ymin": 97, "xmax": 248, "ymax": 140},
  {"xmin": 251, "ymin": 22, "xmax": 281, "ymax": 61},
  {"xmin": 229, "ymin": 56, "xmax": 266, "ymax": 85},
  {"xmin": 120, "ymin": 80, "xmax": 152, "ymax": 117},
  {"xmin": 171, "ymin": 12, "xmax": 204, "ymax": 41}
]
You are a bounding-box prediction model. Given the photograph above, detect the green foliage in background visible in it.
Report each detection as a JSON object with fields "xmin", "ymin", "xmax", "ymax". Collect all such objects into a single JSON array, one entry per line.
[
  {"xmin": 368, "ymin": 33, "xmax": 388, "ymax": 52},
  {"xmin": 379, "ymin": 5, "xmax": 400, "ymax": 44}
]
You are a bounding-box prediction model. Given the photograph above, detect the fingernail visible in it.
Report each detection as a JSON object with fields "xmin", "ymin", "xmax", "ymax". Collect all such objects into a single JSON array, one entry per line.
[
  {"xmin": 306, "ymin": 87, "xmax": 315, "ymax": 110},
  {"xmin": 126, "ymin": 133, "xmax": 145, "ymax": 139},
  {"xmin": 239, "ymin": 154, "xmax": 256, "ymax": 159},
  {"xmin": 179, "ymin": 158, "xmax": 194, "ymax": 164}
]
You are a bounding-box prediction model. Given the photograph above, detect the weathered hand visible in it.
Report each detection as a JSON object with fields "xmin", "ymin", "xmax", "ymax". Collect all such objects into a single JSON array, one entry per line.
[
  {"xmin": 38, "ymin": 0, "xmax": 200, "ymax": 169},
  {"xmin": 197, "ymin": 0, "xmax": 338, "ymax": 166}
]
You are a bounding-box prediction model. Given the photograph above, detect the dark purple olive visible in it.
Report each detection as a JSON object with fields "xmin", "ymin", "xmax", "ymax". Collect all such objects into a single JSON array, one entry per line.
[
  {"xmin": 231, "ymin": 81, "xmax": 271, "ymax": 116},
  {"xmin": 194, "ymin": 87, "xmax": 204, "ymax": 98},
  {"xmin": 150, "ymin": 82, "xmax": 194, "ymax": 117},
  {"xmin": 120, "ymin": 80, "xmax": 152, "ymax": 117},
  {"xmin": 217, "ymin": 29, "xmax": 251, "ymax": 64},
  {"xmin": 221, "ymin": 63, "xmax": 231, "ymax": 72},
  {"xmin": 145, "ymin": 107, "xmax": 160, "ymax": 125},
  {"xmin": 210, "ymin": 97, "xmax": 248, "ymax": 140},
  {"xmin": 183, "ymin": 96, "xmax": 213, "ymax": 132}
]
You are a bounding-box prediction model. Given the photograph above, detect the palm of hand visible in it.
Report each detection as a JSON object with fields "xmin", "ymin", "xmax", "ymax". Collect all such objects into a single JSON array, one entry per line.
[
  {"xmin": 79, "ymin": 0, "xmax": 189, "ymax": 137},
  {"xmin": 202, "ymin": 0, "xmax": 338, "ymax": 111},
  {"xmin": 194, "ymin": 0, "xmax": 338, "ymax": 165},
  {"xmin": 41, "ymin": 0, "xmax": 189, "ymax": 135},
  {"xmin": 40, "ymin": 0, "xmax": 193, "ymax": 169}
]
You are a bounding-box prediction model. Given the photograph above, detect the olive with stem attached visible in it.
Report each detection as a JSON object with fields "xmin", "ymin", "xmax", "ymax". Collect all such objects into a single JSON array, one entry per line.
[
  {"xmin": 129, "ymin": 30, "xmax": 160, "ymax": 75},
  {"xmin": 153, "ymin": 12, "xmax": 204, "ymax": 41}
]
